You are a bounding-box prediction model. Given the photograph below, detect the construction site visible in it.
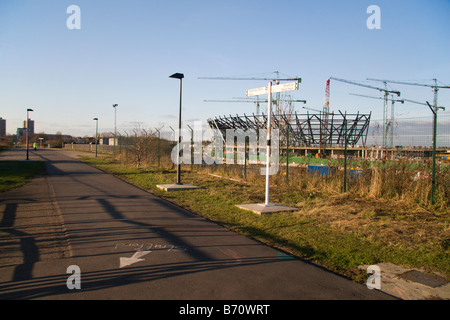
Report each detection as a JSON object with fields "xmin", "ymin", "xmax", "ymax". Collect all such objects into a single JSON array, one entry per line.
[{"xmin": 204, "ymin": 74, "xmax": 450, "ymax": 163}]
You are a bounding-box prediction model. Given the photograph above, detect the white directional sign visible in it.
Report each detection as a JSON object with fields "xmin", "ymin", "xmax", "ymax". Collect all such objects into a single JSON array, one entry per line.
[
  {"xmin": 271, "ymin": 81, "xmax": 299, "ymax": 94},
  {"xmin": 246, "ymin": 81, "xmax": 299, "ymax": 97},
  {"xmin": 244, "ymin": 81, "xmax": 300, "ymax": 208},
  {"xmin": 246, "ymin": 86, "xmax": 270, "ymax": 97}
]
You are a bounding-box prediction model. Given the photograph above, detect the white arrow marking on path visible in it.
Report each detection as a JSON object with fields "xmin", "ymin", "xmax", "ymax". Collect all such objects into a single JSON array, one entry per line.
[{"xmin": 119, "ymin": 250, "xmax": 152, "ymax": 268}]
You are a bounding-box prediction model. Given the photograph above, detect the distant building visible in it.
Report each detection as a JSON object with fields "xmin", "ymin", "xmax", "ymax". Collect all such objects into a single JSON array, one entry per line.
[
  {"xmin": 16, "ymin": 128, "xmax": 25, "ymax": 140},
  {"xmin": 23, "ymin": 119, "xmax": 35, "ymax": 134},
  {"xmin": 16, "ymin": 119, "xmax": 35, "ymax": 139},
  {"xmin": 99, "ymin": 137, "xmax": 118, "ymax": 145},
  {"xmin": 0, "ymin": 117, "xmax": 5, "ymax": 136}
]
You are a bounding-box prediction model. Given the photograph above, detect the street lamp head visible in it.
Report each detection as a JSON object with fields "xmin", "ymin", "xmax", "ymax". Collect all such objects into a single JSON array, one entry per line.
[
  {"xmin": 113, "ymin": 104, "xmax": 118, "ymax": 108},
  {"xmin": 27, "ymin": 108, "xmax": 34, "ymax": 112},
  {"xmin": 169, "ymin": 73, "xmax": 184, "ymax": 79},
  {"xmin": 93, "ymin": 117, "xmax": 98, "ymax": 121}
]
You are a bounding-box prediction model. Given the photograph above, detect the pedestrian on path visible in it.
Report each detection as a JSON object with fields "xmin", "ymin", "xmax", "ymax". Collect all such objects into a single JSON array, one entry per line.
[{"xmin": 33, "ymin": 142, "xmax": 37, "ymax": 151}]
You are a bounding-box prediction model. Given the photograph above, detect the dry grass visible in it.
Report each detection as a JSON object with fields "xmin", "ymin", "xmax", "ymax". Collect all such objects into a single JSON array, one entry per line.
[{"xmin": 295, "ymin": 195, "xmax": 450, "ymax": 252}]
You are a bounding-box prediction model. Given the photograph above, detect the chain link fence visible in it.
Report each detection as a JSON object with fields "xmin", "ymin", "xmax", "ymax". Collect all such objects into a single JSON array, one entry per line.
[
  {"xmin": 367, "ymin": 114, "xmax": 450, "ymax": 148},
  {"xmin": 62, "ymin": 118, "xmax": 450, "ymax": 209}
]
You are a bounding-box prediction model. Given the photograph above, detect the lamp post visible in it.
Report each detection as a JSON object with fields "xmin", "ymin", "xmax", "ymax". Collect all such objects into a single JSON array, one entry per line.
[
  {"xmin": 169, "ymin": 72, "xmax": 184, "ymax": 185},
  {"xmin": 156, "ymin": 73, "xmax": 199, "ymax": 192},
  {"xmin": 26, "ymin": 108, "xmax": 34, "ymax": 160},
  {"xmin": 113, "ymin": 104, "xmax": 118, "ymax": 157},
  {"xmin": 93, "ymin": 118, "xmax": 98, "ymax": 157}
]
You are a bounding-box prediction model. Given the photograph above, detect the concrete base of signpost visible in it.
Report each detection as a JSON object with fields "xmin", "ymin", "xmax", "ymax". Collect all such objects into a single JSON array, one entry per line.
[
  {"xmin": 236, "ymin": 203, "xmax": 297, "ymax": 215},
  {"xmin": 156, "ymin": 183, "xmax": 201, "ymax": 192}
]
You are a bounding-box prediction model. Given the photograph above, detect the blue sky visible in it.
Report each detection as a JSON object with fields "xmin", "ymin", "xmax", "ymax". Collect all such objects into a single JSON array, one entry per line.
[{"xmin": 0, "ymin": 0, "xmax": 449, "ymax": 137}]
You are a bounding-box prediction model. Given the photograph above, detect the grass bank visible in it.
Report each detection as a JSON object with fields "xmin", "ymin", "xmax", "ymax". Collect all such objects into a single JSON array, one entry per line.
[{"xmin": 81, "ymin": 156, "xmax": 450, "ymax": 283}]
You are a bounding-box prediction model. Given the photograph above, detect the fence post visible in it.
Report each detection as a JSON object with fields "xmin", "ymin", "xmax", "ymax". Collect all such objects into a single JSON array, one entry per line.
[
  {"xmin": 426, "ymin": 102, "xmax": 438, "ymax": 205},
  {"xmin": 187, "ymin": 125, "xmax": 193, "ymax": 171},
  {"xmin": 286, "ymin": 124, "xmax": 290, "ymax": 184},
  {"xmin": 125, "ymin": 132, "xmax": 129, "ymax": 161},
  {"xmin": 244, "ymin": 136, "xmax": 248, "ymax": 179},
  {"xmin": 344, "ymin": 117, "xmax": 348, "ymax": 193},
  {"xmin": 157, "ymin": 131, "xmax": 161, "ymax": 167}
]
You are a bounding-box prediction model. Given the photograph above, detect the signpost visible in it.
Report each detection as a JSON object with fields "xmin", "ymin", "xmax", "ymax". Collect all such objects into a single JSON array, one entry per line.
[
  {"xmin": 246, "ymin": 81, "xmax": 299, "ymax": 97},
  {"xmin": 236, "ymin": 81, "xmax": 299, "ymax": 214}
]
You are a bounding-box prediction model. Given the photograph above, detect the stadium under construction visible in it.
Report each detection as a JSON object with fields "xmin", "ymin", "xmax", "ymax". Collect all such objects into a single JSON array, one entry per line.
[{"xmin": 207, "ymin": 111, "xmax": 448, "ymax": 161}]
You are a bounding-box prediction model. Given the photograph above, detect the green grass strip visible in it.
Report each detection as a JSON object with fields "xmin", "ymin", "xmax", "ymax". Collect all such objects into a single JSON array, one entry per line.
[{"xmin": 0, "ymin": 161, "xmax": 45, "ymax": 192}]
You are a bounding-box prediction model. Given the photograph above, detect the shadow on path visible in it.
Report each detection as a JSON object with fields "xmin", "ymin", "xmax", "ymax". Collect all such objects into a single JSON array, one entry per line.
[{"xmin": 1, "ymin": 203, "xmax": 39, "ymax": 281}]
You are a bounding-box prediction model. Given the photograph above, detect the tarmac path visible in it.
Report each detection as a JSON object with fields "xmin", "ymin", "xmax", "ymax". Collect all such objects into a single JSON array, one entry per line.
[{"xmin": 0, "ymin": 148, "xmax": 396, "ymax": 300}]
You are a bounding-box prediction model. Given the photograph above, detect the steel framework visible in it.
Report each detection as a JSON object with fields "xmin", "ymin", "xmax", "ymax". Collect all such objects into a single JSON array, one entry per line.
[{"xmin": 208, "ymin": 111, "xmax": 372, "ymax": 148}]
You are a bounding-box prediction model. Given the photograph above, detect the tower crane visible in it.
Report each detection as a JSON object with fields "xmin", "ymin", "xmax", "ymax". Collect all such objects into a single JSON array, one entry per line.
[
  {"xmin": 199, "ymin": 71, "xmax": 303, "ymax": 117},
  {"xmin": 198, "ymin": 71, "xmax": 302, "ymax": 83},
  {"xmin": 401, "ymin": 98, "xmax": 445, "ymax": 111},
  {"xmin": 302, "ymin": 106, "xmax": 321, "ymax": 112},
  {"xmin": 353, "ymin": 95, "xmax": 445, "ymax": 110},
  {"xmin": 402, "ymin": 98, "xmax": 428, "ymax": 106},
  {"xmin": 350, "ymin": 93, "xmax": 404, "ymax": 147},
  {"xmin": 204, "ymin": 98, "xmax": 307, "ymax": 116},
  {"xmin": 367, "ymin": 78, "xmax": 450, "ymax": 113},
  {"xmin": 204, "ymin": 99, "xmax": 264, "ymax": 115},
  {"xmin": 330, "ymin": 76, "xmax": 401, "ymax": 148}
]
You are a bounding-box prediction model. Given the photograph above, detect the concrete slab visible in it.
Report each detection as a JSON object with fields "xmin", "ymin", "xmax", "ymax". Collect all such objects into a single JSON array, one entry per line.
[
  {"xmin": 236, "ymin": 202, "xmax": 298, "ymax": 215},
  {"xmin": 156, "ymin": 183, "xmax": 201, "ymax": 191},
  {"xmin": 398, "ymin": 270, "xmax": 448, "ymax": 288}
]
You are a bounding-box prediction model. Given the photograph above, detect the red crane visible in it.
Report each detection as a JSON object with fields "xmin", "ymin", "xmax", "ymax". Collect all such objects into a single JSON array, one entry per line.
[{"xmin": 319, "ymin": 79, "xmax": 330, "ymax": 157}]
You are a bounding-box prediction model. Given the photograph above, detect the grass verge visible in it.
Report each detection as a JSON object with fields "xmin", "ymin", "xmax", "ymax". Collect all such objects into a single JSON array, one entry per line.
[
  {"xmin": 0, "ymin": 161, "xmax": 45, "ymax": 192},
  {"xmin": 81, "ymin": 156, "xmax": 450, "ymax": 283}
]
